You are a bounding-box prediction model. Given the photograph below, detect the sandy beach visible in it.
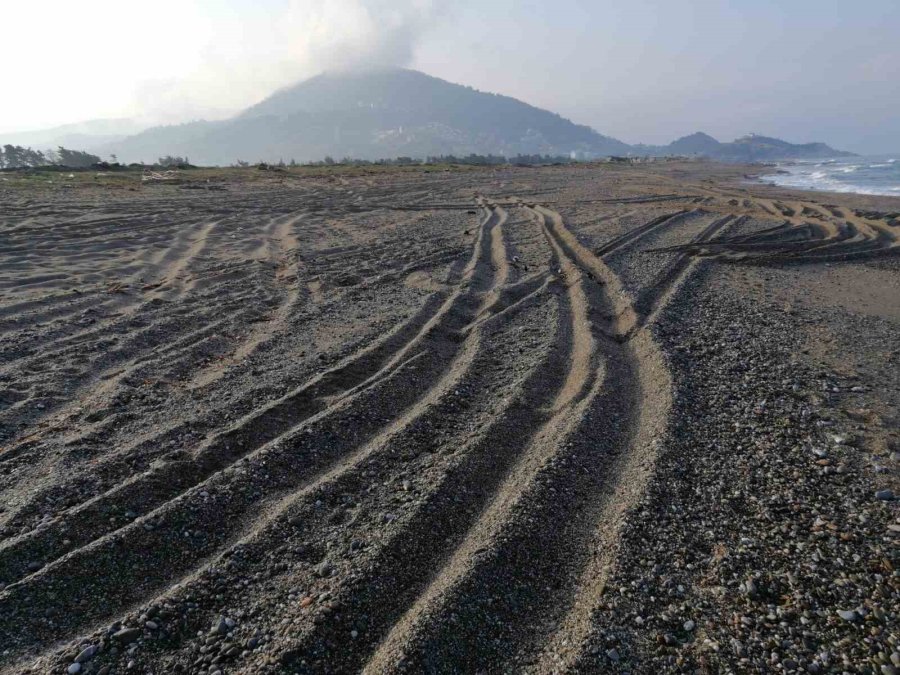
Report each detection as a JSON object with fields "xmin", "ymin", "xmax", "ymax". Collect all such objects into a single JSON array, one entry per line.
[{"xmin": 0, "ymin": 161, "xmax": 898, "ymax": 674}]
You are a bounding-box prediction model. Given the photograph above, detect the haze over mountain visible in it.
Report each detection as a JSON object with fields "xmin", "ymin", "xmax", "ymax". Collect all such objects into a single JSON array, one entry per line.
[
  {"xmin": 85, "ymin": 69, "xmax": 850, "ymax": 166},
  {"xmin": 2, "ymin": 119, "xmax": 148, "ymax": 154},
  {"xmin": 636, "ymin": 131, "xmax": 855, "ymax": 162},
  {"xmin": 97, "ymin": 69, "xmax": 631, "ymax": 165},
  {"xmin": 5, "ymin": 69, "xmax": 853, "ymax": 166},
  {"xmin": 3, "ymin": 2, "xmax": 898, "ymax": 155}
]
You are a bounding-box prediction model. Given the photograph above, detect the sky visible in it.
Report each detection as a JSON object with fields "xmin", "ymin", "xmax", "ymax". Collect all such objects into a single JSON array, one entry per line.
[{"xmin": 2, "ymin": 0, "xmax": 898, "ymax": 153}]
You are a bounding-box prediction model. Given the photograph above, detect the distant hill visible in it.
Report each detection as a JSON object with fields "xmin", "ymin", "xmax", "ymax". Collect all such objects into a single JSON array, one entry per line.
[
  {"xmin": 717, "ymin": 134, "xmax": 855, "ymax": 160},
  {"xmin": 10, "ymin": 70, "xmax": 855, "ymax": 165},
  {"xmin": 667, "ymin": 132, "xmax": 725, "ymax": 155},
  {"xmin": 0, "ymin": 119, "xmax": 147, "ymax": 155},
  {"xmin": 635, "ymin": 131, "xmax": 854, "ymax": 161},
  {"xmin": 100, "ymin": 69, "xmax": 631, "ymax": 165}
]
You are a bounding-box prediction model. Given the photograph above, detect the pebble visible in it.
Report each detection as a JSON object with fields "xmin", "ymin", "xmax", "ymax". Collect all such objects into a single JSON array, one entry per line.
[
  {"xmin": 837, "ymin": 609, "xmax": 860, "ymax": 622},
  {"xmin": 875, "ymin": 489, "xmax": 895, "ymax": 501},
  {"xmin": 212, "ymin": 616, "xmax": 229, "ymax": 635},
  {"xmin": 113, "ymin": 627, "xmax": 142, "ymax": 644},
  {"xmin": 75, "ymin": 645, "xmax": 97, "ymax": 663},
  {"xmin": 683, "ymin": 619, "xmax": 695, "ymax": 632},
  {"xmin": 67, "ymin": 664, "xmax": 82, "ymax": 674}
]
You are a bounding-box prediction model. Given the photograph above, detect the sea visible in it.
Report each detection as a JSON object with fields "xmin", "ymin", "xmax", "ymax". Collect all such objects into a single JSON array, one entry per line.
[{"xmin": 760, "ymin": 156, "xmax": 900, "ymax": 197}]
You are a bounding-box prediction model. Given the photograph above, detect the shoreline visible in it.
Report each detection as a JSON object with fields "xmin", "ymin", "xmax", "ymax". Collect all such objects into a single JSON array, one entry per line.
[{"xmin": 756, "ymin": 155, "xmax": 900, "ymax": 198}]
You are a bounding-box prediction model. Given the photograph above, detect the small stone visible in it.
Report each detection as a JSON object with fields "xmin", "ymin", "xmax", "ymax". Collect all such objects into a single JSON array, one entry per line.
[
  {"xmin": 26, "ymin": 561, "xmax": 42, "ymax": 572},
  {"xmin": 315, "ymin": 562, "xmax": 333, "ymax": 578},
  {"xmin": 875, "ymin": 489, "xmax": 895, "ymax": 501},
  {"xmin": 744, "ymin": 578, "xmax": 758, "ymax": 598},
  {"xmin": 683, "ymin": 620, "xmax": 695, "ymax": 632},
  {"xmin": 350, "ymin": 630, "xmax": 358, "ymax": 639},
  {"xmin": 75, "ymin": 645, "xmax": 97, "ymax": 663},
  {"xmin": 837, "ymin": 609, "xmax": 859, "ymax": 622},
  {"xmin": 212, "ymin": 616, "xmax": 229, "ymax": 635},
  {"xmin": 113, "ymin": 627, "xmax": 142, "ymax": 644},
  {"xmin": 67, "ymin": 664, "xmax": 82, "ymax": 674},
  {"xmin": 145, "ymin": 620, "xmax": 159, "ymax": 630},
  {"xmin": 606, "ymin": 648, "xmax": 620, "ymax": 663},
  {"xmin": 881, "ymin": 666, "xmax": 898, "ymax": 675}
]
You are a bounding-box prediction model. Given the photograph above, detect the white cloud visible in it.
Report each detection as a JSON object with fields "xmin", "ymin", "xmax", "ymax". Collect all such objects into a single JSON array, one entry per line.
[
  {"xmin": 0, "ymin": 0, "xmax": 444, "ymax": 131},
  {"xmin": 128, "ymin": 0, "xmax": 444, "ymax": 124}
]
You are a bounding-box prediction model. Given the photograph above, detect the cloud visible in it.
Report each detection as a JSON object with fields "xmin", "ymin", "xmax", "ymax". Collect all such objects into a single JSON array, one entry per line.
[{"xmin": 129, "ymin": 0, "xmax": 445, "ymax": 124}]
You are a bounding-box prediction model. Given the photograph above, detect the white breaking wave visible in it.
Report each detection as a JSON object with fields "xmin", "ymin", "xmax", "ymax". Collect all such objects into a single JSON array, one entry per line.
[{"xmin": 760, "ymin": 156, "xmax": 900, "ymax": 197}]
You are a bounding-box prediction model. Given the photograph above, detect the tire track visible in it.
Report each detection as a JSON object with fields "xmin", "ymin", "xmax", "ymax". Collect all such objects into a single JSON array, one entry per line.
[
  {"xmin": 0, "ymin": 205, "xmax": 506, "ymax": 659},
  {"xmin": 358, "ymin": 205, "xmax": 670, "ymax": 673},
  {"xmin": 656, "ymin": 201, "xmax": 900, "ymax": 262},
  {"xmin": 594, "ymin": 210, "xmax": 689, "ymax": 257},
  {"xmin": 0, "ymin": 207, "xmax": 489, "ymax": 584}
]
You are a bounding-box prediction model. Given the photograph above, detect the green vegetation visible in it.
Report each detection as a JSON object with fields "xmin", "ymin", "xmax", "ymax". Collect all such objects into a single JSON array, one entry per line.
[{"xmin": 0, "ymin": 145, "xmax": 101, "ymax": 168}]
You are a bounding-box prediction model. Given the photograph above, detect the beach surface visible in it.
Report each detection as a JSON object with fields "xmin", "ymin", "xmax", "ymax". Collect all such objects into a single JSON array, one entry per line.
[{"xmin": 0, "ymin": 161, "xmax": 898, "ymax": 674}]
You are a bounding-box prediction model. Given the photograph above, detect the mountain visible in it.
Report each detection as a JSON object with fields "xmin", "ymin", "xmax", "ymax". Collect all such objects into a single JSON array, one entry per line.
[
  {"xmin": 10, "ymin": 71, "xmax": 854, "ymax": 166},
  {"xmin": 634, "ymin": 132, "xmax": 854, "ymax": 161},
  {"xmin": 666, "ymin": 131, "xmax": 724, "ymax": 155},
  {"xmin": 0, "ymin": 118, "xmax": 147, "ymax": 154},
  {"xmin": 100, "ymin": 69, "xmax": 631, "ymax": 164},
  {"xmin": 716, "ymin": 134, "xmax": 855, "ymax": 160}
]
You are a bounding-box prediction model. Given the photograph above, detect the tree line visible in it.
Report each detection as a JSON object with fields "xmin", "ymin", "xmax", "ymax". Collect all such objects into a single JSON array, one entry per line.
[
  {"xmin": 0, "ymin": 145, "xmax": 102, "ymax": 169},
  {"xmin": 230, "ymin": 153, "xmax": 576, "ymax": 169}
]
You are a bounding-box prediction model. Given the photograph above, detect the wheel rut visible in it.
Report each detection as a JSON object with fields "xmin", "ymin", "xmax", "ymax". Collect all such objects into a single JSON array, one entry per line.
[
  {"xmin": 354, "ymin": 206, "xmax": 672, "ymax": 674},
  {"xmin": 0, "ymin": 204, "xmax": 512, "ymax": 663}
]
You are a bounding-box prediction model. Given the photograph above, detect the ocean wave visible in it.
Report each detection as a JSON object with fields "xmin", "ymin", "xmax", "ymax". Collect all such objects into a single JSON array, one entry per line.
[{"xmin": 760, "ymin": 171, "xmax": 900, "ymax": 197}]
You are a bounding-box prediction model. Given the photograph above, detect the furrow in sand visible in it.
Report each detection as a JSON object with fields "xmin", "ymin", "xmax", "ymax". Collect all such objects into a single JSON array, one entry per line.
[
  {"xmin": 188, "ymin": 212, "xmax": 306, "ymax": 388},
  {"xmin": 0, "ymin": 205, "xmax": 494, "ymax": 582},
  {"xmin": 0, "ymin": 207, "xmax": 484, "ymax": 526},
  {"xmin": 629, "ymin": 215, "xmax": 741, "ymax": 336},
  {"xmin": 594, "ymin": 210, "xmax": 688, "ymax": 257},
  {"xmin": 15, "ymin": 198, "xmax": 552, "ymax": 675},
  {"xmin": 359, "ymin": 206, "xmax": 671, "ymax": 674},
  {"xmin": 0, "ymin": 273, "xmax": 270, "ymax": 454},
  {"xmin": 656, "ymin": 204, "xmax": 900, "ymax": 263},
  {"xmin": 361, "ymin": 204, "xmax": 599, "ymax": 671},
  {"xmin": 0, "ymin": 247, "xmax": 466, "ymax": 527},
  {"xmin": 0, "ymin": 216, "xmax": 218, "ymax": 361},
  {"xmin": 236, "ymin": 209, "xmax": 565, "ymax": 673},
  {"xmin": 0, "ymin": 206, "xmax": 506, "ymax": 661}
]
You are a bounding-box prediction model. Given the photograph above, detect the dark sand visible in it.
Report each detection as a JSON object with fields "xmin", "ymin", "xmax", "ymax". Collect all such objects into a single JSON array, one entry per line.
[{"xmin": 0, "ymin": 161, "xmax": 897, "ymax": 673}]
